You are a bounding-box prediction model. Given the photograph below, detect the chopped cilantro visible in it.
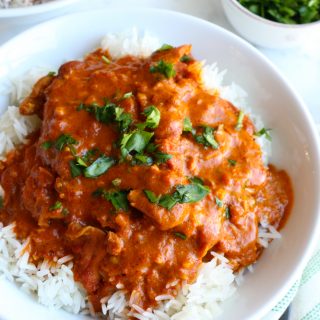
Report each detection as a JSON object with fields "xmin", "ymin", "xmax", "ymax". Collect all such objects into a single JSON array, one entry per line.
[
  {"xmin": 143, "ymin": 190, "xmax": 159, "ymax": 203},
  {"xmin": 83, "ymin": 156, "xmax": 115, "ymax": 178},
  {"xmin": 143, "ymin": 105, "xmax": 161, "ymax": 129},
  {"xmin": 62, "ymin": 208, "xmax": 69, "ymax": 216},
  {"xmin": 69, "ymin": 160, "xmax": 83, "ymax": 178},
  {"xmin": 41, "ymin": 141, "xmax": 53, "ymax": 150},
  {"xmin": 180, "ymin": 54, "xmax": 192, "ymax": 63},
  {"xmin": 54, "ymin": 134, "xmax": 78, "ymax": 151},
  {"xmin": 77, "ymin": 101, "xmax": 133, "ymax": 133},
  {"xmin": 174, "ymin": 232, "xmax": 187, "ymax": 240},
  {"xmin": 102, "ymin": 55, "xmax": 111, "ymax": 64},
  {"xmin": 122, "ymin": 92, "xmax": 133, "ymax": 100},
  {"xmin": 132, "ymin": 154, "xmax": 153, "ymax": 165},
  {"xmin": 228, "ymin": 159, "xmax": 237, "ymax": 166},
  {"xmin": 112, "ymin": 178, "xmax": 122, "ymax": 187},
  {"xmin": 158, "ymin": 44, "xmax": 174, "ymax": 51},
  {"xmin": 215, "ymin": 197, "xmax": 224, "ymax": 208},
  {"xmin": 94, "ymin": 189, "xmax": 129, "ymax": 212},
  {"xmin": 144, "ymin": 179, "xmax": 210, "ymax": 210},
  {"xmin": 183, "ymin": 120, "xmax": 219, "ymax": 149},
  {"xmin": 235, "ymin": 111, "xmax": 245, "ymax": 131},
  {"xmin": 225, "ymin": 206, "xmax": 231, "ymax": 219},
  {"xmin": 104, "ymin": 190, "xmax": 129, "ymax": 212},
  {"xmin": 183, "ymin": 117, "xmax": 194, "ymax": 133},
  {"xmin": 254, "ymin": 128, "xmax": 272, "ymax": 141},
  {"xmin": 153, "ymin": 152, "xmax": 172, "ymax": 164},
  {"xmin": 194, "ymin": 126, "xmax": 219, "ymax": 149},
  {"xmin": 238, "ymin": 0, "xmax": 320, "ymax": 24},
  {"xmin": 120, "ymin": 130, "xmax": 154, "ymax": 158},
  {"xmin": 150, "ymin": 60, "xmax": 176, "ymax": 79},
  {"xmin": 49, "ymin": 201, "xmax": 62, "ymax": 211}
]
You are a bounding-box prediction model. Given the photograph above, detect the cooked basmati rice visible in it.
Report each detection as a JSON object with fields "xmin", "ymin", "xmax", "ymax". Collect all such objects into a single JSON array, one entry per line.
[
  {"xmin": 0, "ymin": 223, "xmax": 88, "ymax": 314},
  {"xmin": 0, "ymin": 106, "xmax": 41, "ymax": 160},
  {"xmin": 0, "ymin": 28, "xmax": 278, "ymax": 319}
]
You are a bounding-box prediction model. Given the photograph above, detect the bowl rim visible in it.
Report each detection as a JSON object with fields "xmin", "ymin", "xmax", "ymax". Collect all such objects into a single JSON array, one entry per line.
[
  {"xmin": 228, "ymin": 0, "xmax": 320, "ymax": 28},
  {"xmin": 0, "ymin": 7, "xmax": 320, "ymax": 319},
  {"xmin": 0, "ymin": 0, "xmax": 80, "ymax": 17}
]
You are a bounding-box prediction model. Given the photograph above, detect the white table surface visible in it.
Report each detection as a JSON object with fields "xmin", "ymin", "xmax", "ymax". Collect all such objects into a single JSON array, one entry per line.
[{"xmin": 1, "ymin": 0, "xmax": 319, "ymax": 124}]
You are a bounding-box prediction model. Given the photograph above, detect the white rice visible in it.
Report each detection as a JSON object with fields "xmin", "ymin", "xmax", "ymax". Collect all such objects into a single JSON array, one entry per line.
[
  {"xmin": 0, "ymin": 29, "xmax": 278, "ymax": 319},
  {"xmin": 101, "ymin": 27, "xmax": 161, "ymax": 60},
  {"xmin": 0, "ymin": 106, "xmax": 41, "ymax": 160},
  {"xmin": 0, "ymin": 223, "xmax": 88, "ymax": 314},
  {"xmin": 7, "ymin": 65, "xmax": 53, "ymax": 105},
  {"xmin": 99, "ymin": 254, "xmax": 236, "ymax": 320}
]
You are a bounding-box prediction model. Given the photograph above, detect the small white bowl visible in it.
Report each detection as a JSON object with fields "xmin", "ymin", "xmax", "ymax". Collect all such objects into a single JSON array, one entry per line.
[
  {"xmin": 222, "ymin": 0, "xmax": 320, "ymax": 48},
  {"xmin": 0, "ymin": 0, "xmax": 81, "ymax": 25}
]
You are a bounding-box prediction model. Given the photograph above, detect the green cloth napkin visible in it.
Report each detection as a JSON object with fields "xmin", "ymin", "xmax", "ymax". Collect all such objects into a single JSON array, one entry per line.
[
  {"xmin": 263, "ymin": 246, "xmax": 320, "ymax": 320},
  {"xmin": 264, "ymin": 125, "xmax": 320, "ymax": 320}
]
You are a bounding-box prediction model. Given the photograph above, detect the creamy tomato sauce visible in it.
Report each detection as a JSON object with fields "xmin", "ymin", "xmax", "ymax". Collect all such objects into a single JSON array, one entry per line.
[{"xmin": 0, "ymin": 45, "xmax": 293, "ymax": 311}]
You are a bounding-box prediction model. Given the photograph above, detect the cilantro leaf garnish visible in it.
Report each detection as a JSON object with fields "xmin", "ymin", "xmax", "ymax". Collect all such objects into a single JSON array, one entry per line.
[
  {"xmin": 93, "ymin": 189, "xmax": 129, "ymax": 212},
  {"xmin": 69, "ymin": 160, "xmax": 83, "ymax": 178},
  {"xmin": 215, "ymin": 197, "xmax": 224, "ymax": 208},
  {"xmin": 49, "ymin": 201, "xmax": 62, "ymax": 211},
  {"xmin": 228, "ymin": 159, "xmax": 237, "ymax": 166},
  {"xmin": 174, "ymin": 232, "xmax": 187, "ymax": 240},
  {"xmin": 235, "ymin": 110, "xmax": 245, "ymax": 131},
  {"xmin": 55, "ymin": 134, "xmax": 78, "ymax": 151},
  {"xmin": 144, "ymin": 178, "xmax": 210, "ymax": 210},
  {"xmin": 225, "ymin": 206, "xmax": 231, "ymax": 219},
  {"xmin": 120, "ymin": 130, "xmax": 154, "ymax": 158},
  {"xmin": 77, "ymin": 101, "xmax": 132, "ymax": 133},
  {"xmin": 254, "ymin": 128, "xmax": 272, "ymax": 141},
  {"xmin": 183, "ymin": 119, "xmax": 219, "ymax": 149},
  {"xmin": 143, "ymin": 105, "xmax": 160, "ymax": 129},
  {"xmin": 144, "ymin": 190, "xmax": 159, "ymax": 203},
  {"xmin": 83, "ymin": 156, "xmax": 115, "ymax": 178},
  {"xmin": 183, "ymin": 117, "xmax": 195, "ymax": 134},
  {"xmin": 102, "ymin": 55, "xmax": 111, "ymax": 64},
  {"xmin": 150, "ymin": 60, "xmax": 176, "ymax": 79},
  {"xmin": 180, "ymin": 55, "xmax": 192, "ymax": 63},
  {"xmin": 153, "ymin": 152, "xmax": 172, "ymax": 164},
  {"xmin": 41, "ymin": 141, "xmax": 53, "ymax": 150},
  {"xmin": 158, "ymin": 44, "xmax": 174, "ymax": 51},
  {"xmin": 47, "ymin": 71, "xmax": 56, "ymax": 77}
]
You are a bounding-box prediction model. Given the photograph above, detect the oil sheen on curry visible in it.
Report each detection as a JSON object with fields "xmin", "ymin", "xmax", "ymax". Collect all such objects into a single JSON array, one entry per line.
[{"xmin": 0, "ymin": 44, "xmax": 293, "ymax": 311}]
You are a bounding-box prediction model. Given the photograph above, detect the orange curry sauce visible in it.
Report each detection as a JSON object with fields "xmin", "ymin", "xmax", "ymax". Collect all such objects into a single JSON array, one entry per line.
[{"xmin": 0, "ymin": 45, "xmax": 293, "ymax": 311}]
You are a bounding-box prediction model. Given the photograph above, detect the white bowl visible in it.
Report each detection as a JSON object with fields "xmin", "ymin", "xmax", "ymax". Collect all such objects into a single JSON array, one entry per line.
[
  {"xmin": 0, "ymin": 0, "xmax": 81, "ymax": 25},
  {"xmin": 222, "ymin": 0, "xmax": 320, "ymax": 48},
  {"xmin": 0, "ymin": 8, "xmax": 320, "ymax": 320}
]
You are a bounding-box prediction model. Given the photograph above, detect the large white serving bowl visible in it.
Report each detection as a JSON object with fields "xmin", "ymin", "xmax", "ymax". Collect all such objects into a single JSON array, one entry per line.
[
  {"xmin": 0, "ymin": 8, "xmax": 319, "ymax": 320},
  {"xmin": 222, "ymin": 0, "xmax": 320, "ymax": 48}
]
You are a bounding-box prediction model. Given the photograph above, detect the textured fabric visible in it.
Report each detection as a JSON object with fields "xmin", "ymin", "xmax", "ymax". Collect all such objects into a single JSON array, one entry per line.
[
  {"xmin": 264, "ymin": 124, "xmax": 320, "ymax": 320},
  {"xmin": 262, "ymin": 281, "xmax": 300, "ymax": 320},
  {"xmin": 289, "ymin": 245, "xmax": 320, "ymax": 320}
]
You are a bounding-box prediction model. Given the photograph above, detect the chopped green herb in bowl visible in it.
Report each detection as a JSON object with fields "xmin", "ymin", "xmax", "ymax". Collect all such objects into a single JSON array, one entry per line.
[
  {"xmin": 238, "ymin": 0, "xmax": 320, "ymax": 24},
  {"xmin": 222, "ymin": 0, "xmax": 320, "ymax": 48}
]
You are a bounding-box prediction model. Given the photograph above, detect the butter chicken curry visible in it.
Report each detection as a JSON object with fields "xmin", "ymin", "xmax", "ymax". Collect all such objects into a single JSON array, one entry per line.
[{"xmin": 0, "ymin": 45, "xmax": 293, "ymax": 311}]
